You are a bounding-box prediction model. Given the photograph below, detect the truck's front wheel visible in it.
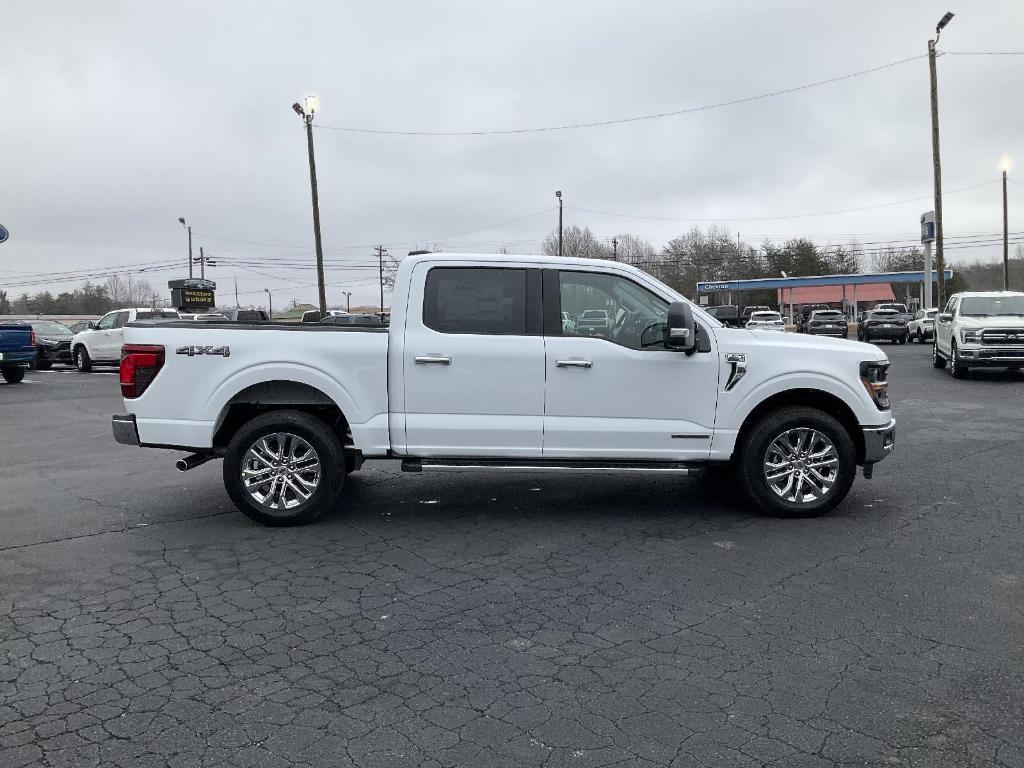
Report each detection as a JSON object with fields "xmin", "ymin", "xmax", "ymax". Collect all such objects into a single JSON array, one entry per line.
[
  {"xmin": 223, "ymin": 410, "xmax": 346, "ymax": 526},
  {"xmin": 738, "ymin": 406, "xmax": 856, "ymax": 518}
]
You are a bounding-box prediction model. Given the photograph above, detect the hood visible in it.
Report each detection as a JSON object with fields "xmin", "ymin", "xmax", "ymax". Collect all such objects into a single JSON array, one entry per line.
[
  {"xmin": 958, "ymin": 316, "xmax": 1024, "ymax": 329},
  {"xmin": 715, "ymin": 326, "xmax": 888, "ymax": 362}
]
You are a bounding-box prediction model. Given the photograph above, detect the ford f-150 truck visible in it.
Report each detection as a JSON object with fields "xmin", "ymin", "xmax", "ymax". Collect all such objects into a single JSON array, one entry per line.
[
  {"xmin": 0, "ymin": 323, "xmax": 35, "ymax": 383},
  {"xmin": 933, "ymin": 290, "xmax": 1024, "ymax": 378},
  {"xmin": 112, "ymin": 253, "xmax": 895, "ymax": 525}
]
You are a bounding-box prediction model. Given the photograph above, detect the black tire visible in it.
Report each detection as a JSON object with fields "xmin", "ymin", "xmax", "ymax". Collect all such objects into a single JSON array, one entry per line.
[
  {"xmin": 74, "ymin": 346, "xmax": 92, "ymax": 373},
  {"xmin": 932, "ymin": 341, "xmax": 946, "ymax": 368},
  {"xmin": 223, "ymin": 409, "xmax": 346, "ymax": 526},
  {"xmin": 898, "ymin": 334, "xmax": 907, "ymax": 345},
  {"xmin": 950, "ymin": 340, "xmax": 969, "ymax": 379},
  {"xmin": 1, "ymin": 366, "xmax": 26, "ymax": 384},
  {"xmin": 916, "ymin": 330, "xmax": 924, "ymax": 343},
  {"xmin": 737, "ymin": 406, "xmax": 857, "ymax": 518}
]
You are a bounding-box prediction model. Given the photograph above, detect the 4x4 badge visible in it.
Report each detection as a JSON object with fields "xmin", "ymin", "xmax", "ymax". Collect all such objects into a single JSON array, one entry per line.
[{"xmin": 176, "ymin": 345, "xmax": 230, "ymax": 358}]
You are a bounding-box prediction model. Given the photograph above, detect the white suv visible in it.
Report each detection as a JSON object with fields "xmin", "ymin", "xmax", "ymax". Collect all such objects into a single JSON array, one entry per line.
[
  {"xmin": 908, "ymin": 308, "xmax": 938, "ymax": 343},
  {"xmin": 72, "ymin": 308, "xmax": 179, "ymax": 371},
  {"xmin": 933, "ymin": 291, "xmax": 1024, "ymax": 378}
]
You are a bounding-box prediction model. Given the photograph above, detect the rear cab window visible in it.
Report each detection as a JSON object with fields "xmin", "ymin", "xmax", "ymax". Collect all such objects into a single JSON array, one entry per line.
[{"xmin": 423, "ymin": 267, "xmax": 541, "ymax": 335}]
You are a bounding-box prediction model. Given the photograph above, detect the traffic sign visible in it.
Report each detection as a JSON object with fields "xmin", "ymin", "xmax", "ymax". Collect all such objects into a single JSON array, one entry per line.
[
  {"xmin": 0, "ymin": 224, "xmax": 8, "ymax": 244},
  {"xmin": 920, "ymin": 211, "xmax": 935, "ymax": 243}
]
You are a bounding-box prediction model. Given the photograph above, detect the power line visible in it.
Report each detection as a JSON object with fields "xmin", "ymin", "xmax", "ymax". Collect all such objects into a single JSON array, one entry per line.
[
  {"xmin": 566, "ymin": 179, "xmax": 999, "ymax": 223},
  {"xmin": 312, "ymin": 54, "xmax": 927, "ymax": 137}
]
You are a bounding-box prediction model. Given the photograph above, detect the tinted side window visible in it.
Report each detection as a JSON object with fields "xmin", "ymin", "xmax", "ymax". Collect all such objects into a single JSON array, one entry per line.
[
  {"xmin": 112, "ymin": 311, "xmax": 129, "ymax": 328},
  {"xmin": 423, "ymin": 268, "xmax": 528, "ymax": 335},
  {"xmin": 558, "ymin": 271, "xmax": 669, "ymax": 351}
]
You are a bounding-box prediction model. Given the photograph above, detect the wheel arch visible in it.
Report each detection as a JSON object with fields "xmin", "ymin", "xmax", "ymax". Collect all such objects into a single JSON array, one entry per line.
[
  {"xmin": 734, "ymin": 389, "xmax": 865, "ymax": 464},
  {"xmin": 211, "ymin": 380, "xmax": 354, "ymax": 455}
]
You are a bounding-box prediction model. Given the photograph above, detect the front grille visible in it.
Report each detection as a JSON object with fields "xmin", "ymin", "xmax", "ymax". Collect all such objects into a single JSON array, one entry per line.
[
  {"xmin": 978, "ymin": 349, "xmax": 1024, "ymax": 360},
  {"xmin": 57, "ymin": 341, "xmax": 71, "ymax": 351},
  {"xmin": 981, "ymin": 329, "xmax": 1024, "ymax": 346}
]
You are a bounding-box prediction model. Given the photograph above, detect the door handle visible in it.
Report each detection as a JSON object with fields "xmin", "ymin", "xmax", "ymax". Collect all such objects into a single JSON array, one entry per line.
[
  {"xmin": 415, "ymin": 355, "xmax": 452, "ymax": 365},
  {"xmin": 556, "ymin": 359, "xmax": 592, "ymax": 368}
]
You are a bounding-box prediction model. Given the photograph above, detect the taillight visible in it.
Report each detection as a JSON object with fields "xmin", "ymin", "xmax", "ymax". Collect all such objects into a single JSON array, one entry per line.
[
  {"xmin": 120, "ymin": 344, "xmax": 165, "ymax": 398},
  {"xmin": 30, "ymin": 328, "xmax": 36, "ymax": 346}
]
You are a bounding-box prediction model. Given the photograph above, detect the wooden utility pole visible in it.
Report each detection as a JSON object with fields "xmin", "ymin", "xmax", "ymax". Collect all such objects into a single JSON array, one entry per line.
[
  {"xmin": 376, "ymin": 245, "xmax": 388, "ymax": 315},
  {"xmin": 199, "ymin": 246, "xmax": 205, "ymax": 280},
  {"xmin": 612, "ymin": 237, "xmax": 618, "ymax": 261},
  {"xmin": 928, "ymin": 40, "xmax": 946, "ymax": 307},
  {"xmin": 1003, "ymin": 168, "xmax": 1010, "ymax": 290},
  {"xmin": 304, "ymin": 115, "xmax": 327, "ymax": 315}
]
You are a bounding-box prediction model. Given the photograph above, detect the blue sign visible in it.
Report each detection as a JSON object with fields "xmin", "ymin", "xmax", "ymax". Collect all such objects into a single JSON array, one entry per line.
[{"xmin": 0, "ymin": 224, "xmax": 8, "ymax": 244}]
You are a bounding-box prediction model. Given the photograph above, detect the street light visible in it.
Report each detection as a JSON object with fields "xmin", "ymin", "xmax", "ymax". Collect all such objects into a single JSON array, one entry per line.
[
  {"xmin": 178, "ymin": 217, "xmax": 193, "ymax": 279},
  {"xmin": 1001, "ymin": 156, "xmax": 1013, "ymax": 290},
  {"xmin": 264, "ymin": 288, "xmax": 273, "ymax": 319},
  {"xmin": 292, "ymin": 94, "xmax": 327, "ymax": 316},
  {"xmin": 928, "ymin": 11, "xmax": 954, "ymax": 306},
  {"xmin": 342, "ymin": 291, "xmax": 352, "ymax": 313},
  {"xmin": 555, "ymin": 190, "xmax": 563, "ymax": 257}
]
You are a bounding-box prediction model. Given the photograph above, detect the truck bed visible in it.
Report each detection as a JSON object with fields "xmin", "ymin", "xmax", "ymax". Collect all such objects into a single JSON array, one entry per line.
[{"xmin": 121, "ymin": 320, "xmax": 390, "ymax": 453}]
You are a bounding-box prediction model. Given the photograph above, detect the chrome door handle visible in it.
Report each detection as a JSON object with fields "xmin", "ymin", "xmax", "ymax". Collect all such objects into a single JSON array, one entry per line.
[
  {"xmin": 556, "ymin": 359, "xmax": 592, "ymax": 368},
  {"xmin": 415, "ymin": 355, "xmax": 452, "ymax": 365}
]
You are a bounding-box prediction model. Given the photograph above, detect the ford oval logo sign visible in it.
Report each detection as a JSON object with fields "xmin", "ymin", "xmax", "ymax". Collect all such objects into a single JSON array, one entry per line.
[{"xmin": 0, "ymin": 224, "xmax": 9, "ymax": 244}]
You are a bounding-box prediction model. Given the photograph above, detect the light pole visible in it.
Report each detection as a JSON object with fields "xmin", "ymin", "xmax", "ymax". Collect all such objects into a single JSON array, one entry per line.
[
  {"xmin": 929, "ymin": 11, "xmax": 954, "ymax": 307},
  {"xmin": 1000, "ymin": 156, "xmax": 1013, "ymax": 290},
  {"xmin": 292, "ymin": 94, "xmax": 327, "ymax": 317},
  {"xmin": 342, "ymin": 291, "xmax": 351, "ymax": 312},
  {"xmin": 555, "ymin": 190, "xmax": 563, "ymax": 257},
  {"xmin": 264, "ymin": 288, "xmax": 273, "ymax": 319},
  {"xmin": 178, "ymin": 217, "xmax": 193, "ymax": 278}
]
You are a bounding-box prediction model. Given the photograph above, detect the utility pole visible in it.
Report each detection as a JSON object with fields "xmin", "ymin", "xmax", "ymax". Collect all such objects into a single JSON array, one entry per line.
[
  {"xmin": 555, "ymin": 190, "xmax": 563, "ymax": 257},
  {"xmin": 264, "ymin": 288, "xmax": 272, "ymax": 319},
  {"xmin": 376, "ymin": 245, "xmax": 388, "ymax": 315},
  {"xmin": 612, "ymin": 237, "xmax": 618, "ymax": 261},
  {"xmin": 292, "ymin": 96, "xmax": 327, "ymax": 316},
  {"xmin": 1001, "ymin": 158, "xmax": 1012, "ymax": 290},
  {"xmin": 179, "ymin": 218, "xmax": 193, "ymax": 279},
  {"xmin": 199, "ymin": 247, "xmax": 205, "ymax": 280},
  {"xmin": 929, "ymin": 12, "xmax": 954, "ymax": 307},
  {"xmin": 342, "ymin": 291, "xmax": 351, "ymax": 312},
  {"xmin": 234, "ymin": 277, "xmax": 240, "ymax": 309}
]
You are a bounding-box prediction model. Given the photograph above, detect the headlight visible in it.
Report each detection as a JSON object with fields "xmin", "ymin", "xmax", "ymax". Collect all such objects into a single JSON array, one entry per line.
[
  {"xmin": 859, "ymin": 361, "xmax": 890, "ymax": 410},
  {"xmin": 961, "ymin": 328, "xmax": 981, "ymax": 344}
]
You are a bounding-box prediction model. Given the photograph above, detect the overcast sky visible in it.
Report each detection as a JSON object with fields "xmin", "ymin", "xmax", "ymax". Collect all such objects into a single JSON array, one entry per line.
[{"xmin": 2, "ymin": 0, "xmax": 1022, "ymax": 309}]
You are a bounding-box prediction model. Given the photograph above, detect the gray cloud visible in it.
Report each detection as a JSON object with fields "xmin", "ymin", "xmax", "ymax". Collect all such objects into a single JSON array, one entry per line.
[{"xmin": 1, "ymin": 0, "xmax": 1022, "ymax": 307}]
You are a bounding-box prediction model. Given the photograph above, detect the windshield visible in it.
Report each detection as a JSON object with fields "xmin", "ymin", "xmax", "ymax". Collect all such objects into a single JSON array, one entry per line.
[
  {"xmin": 31, "ymin": 321, "xmax": 71, "ymax": 334},
  {"xmin": 925, "ymin": 310, "xmax": 938, "ymax": 318},
  {"xmin": 960, "ymin": 296, "xmax": 1024, "ymax": 317},
  {"xmin": 581, "ymin": 310, "xmax": 607, "ymax": 319}
]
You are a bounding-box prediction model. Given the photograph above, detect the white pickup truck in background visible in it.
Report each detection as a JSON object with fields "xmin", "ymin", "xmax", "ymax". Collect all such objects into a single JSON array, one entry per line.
[{"xmin": 113, "ymin": 253, "xmax": 895, "ymax": 525}]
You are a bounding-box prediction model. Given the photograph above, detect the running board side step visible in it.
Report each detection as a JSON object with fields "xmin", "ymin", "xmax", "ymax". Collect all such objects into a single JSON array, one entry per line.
[{"xmin": 401, "ymin": 458, "xmax": 705, "ymax": 475}]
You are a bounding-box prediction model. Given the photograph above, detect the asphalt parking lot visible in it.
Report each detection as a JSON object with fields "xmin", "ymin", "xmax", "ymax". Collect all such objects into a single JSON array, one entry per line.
[{"xmin": 2, "ymin": 344, "xmax": 1023, "ymax": 768}]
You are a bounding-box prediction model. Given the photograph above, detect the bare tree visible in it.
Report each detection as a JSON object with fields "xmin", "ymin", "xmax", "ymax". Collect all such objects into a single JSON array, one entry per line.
[{"xmin": 542, "ymin": 226, "xmax": 612, "ymax": 259}]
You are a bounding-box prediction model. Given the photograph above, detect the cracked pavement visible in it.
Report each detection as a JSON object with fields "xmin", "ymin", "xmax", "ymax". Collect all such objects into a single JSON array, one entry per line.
[{"xmin": 1, "ymin": 348, "xmax": 1023, "ymax": 767}]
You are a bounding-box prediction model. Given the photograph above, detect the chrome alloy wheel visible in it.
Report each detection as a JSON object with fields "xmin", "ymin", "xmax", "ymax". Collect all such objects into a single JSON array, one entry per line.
[
  {"xmin": 762, "ymin": 428, "xmax": 839, "ymax": 504},
  {"xmin": 241, "ymin": 432, "xmax": 321, "ymax": 511}
]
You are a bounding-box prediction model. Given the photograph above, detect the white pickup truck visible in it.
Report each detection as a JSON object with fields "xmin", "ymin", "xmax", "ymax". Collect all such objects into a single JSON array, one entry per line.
[{"xmin": 112, "ymin": 253, "xmax": 895, "ymax": 525}]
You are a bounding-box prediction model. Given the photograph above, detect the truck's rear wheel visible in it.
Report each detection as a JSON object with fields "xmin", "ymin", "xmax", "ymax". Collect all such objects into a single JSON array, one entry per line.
[
  {"xmin": 223, "ymin": 410, "xmax": 346, "ymax": 526},
  {"xmin": 2, "ymin": 366, "xmax": 26, "ymax": 384},
  {"xmin": 737, "ymin": 406, "xmax": 856, "ymax": 518}
]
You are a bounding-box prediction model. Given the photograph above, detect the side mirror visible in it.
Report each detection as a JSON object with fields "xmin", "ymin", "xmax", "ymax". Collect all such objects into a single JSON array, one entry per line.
[
  {"xmin": 937, "ymin": 312, "xmax": 953, "ymax": 323},
  {"xmin": 664, "ymin": 301, "xmax": 696, "ymax": 353}
]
